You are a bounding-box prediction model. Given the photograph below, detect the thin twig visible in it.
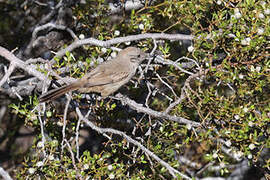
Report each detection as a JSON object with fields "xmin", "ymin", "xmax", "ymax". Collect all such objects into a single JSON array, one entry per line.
[
  {"xmin": 0, "ymin": 63, "xmax": 15, "ymax": 87},
  {"xmin": 164, "ymin": 90, "xmax": 186, "ymax": 114},
  {"xmin": 61, "ymin": 96, "xmax": 71, "ymax": 154},
  {"xmin": 155, "ymin": 72, "xmax": 178, "ymax": 98},
  {"xmin": 38, "ymin": 110, "xmax": 47, "ymax": 157},
  {"xmin": 64, "ymin": 139, "xmax": 82, "ymax": 179}
]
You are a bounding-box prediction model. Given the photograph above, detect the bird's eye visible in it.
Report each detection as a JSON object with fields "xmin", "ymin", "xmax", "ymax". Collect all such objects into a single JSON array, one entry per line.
[
  {"xmin": 137, "ymin": 54, "xmax": 141, "ymax": 58},
  {"xmin": 130, "ymin": 57, "xmax": 137, "ymax": 62}
]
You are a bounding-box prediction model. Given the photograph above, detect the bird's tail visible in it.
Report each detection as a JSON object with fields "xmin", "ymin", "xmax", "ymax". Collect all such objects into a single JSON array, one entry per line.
[{"xmin": 39, "ymin": 83, "xmax": 80, "ymax": 103}]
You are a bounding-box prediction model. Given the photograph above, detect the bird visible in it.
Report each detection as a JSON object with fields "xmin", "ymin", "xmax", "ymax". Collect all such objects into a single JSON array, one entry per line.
[{"xmin": 39, "ymin": 47, "xmax": 147, "ymax": 103}]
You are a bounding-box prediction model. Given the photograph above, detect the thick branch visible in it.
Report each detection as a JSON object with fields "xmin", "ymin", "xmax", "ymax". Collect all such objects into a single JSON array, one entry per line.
[
  {"xmin": 114, "ymin": 93, "xmax": 200, "ymax": 127},
  {"xmin": 53, "ymin": 33, "xmax": 193, "ymax": 61},
  {"xmin": 0, "ymin": 167, "xmax": 12, "ymax": 180},
  {"xmin": 0, "ymin": 46, "xmax": 50, "ymax": 84}
]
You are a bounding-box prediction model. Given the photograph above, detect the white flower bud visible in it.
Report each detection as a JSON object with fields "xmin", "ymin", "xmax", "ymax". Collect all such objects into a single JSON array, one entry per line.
[
  {"xmin": 108, "ymin": 165, "xmax": 113, "ymax": 171},
  {"xmin": 235, "ymin": 12, "xmax": 242, "ymax": 19},
  {"xmin": 36, "ymin": 161, "xmax": 44, "ymax": 167},
  {"xmin": 111, "ymin": 52, "xmax": 117, "ymax": 58},
  {"xmin": 109, "ymin": 173, "xmax": 115, "ymax": 179},
  {"xmin": 37, "ymin": 141, "xmax": 44, "ymax": 148},
  {"xmin": 258, "ymin": 13, "xmax": 265, "ymax": 19},
  {"xmin": 187, "ymin": 46, "xmax": 194, "ymax": 52},
  {"xmin": 28, "ymin": 168, "xmax": 36, "ymax": 174},
  {"xmin": 257, "ymin": 28, "xmax": 264, "ymax": 35},
  {"xmin": 139, "ymin": 24, "xmax": 144, "ymax": 30},
  {"xmin": 114, "ymin": 30, "xmax": 120, "ymax": 36},
  {"xmin": 79, "ymin": 34, "xmax": 85, "ymax": 40},
  {"xmin": 101, "ymin": 47, "xmax": 107, "ymax": 53},
  {"xmin": 249, "ymin": 143, "xmax": 255, "ymax": 150}
]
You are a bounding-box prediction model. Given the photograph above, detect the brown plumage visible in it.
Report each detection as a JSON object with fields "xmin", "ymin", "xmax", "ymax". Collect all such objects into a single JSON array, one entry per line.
[{"xmin": 39, "ymin": 47, "xmax": 147, "ymax": 103}]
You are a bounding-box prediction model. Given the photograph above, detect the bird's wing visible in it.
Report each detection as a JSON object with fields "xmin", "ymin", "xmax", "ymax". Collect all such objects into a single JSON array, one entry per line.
[{"xmin": 81, "ymin": 71, "xmax": 130, "ymax": 88}]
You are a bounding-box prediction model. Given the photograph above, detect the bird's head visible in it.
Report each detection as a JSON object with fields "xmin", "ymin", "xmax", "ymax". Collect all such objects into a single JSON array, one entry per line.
[{"xmin": 119, "ymin": 47, "xmax": 148, "ymax": 64}]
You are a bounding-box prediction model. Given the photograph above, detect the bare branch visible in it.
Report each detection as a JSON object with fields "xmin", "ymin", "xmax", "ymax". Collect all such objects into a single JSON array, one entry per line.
[
  {"xmin": 38, "ymin": 0, "xmax": 64, "ymax": 25},
  {"xmin": 114, "ymin": 93, "xmax": 200, "ymax": 127},
  {"xmin": 61, "ymin": 96, "xmax": 71, "ymax": 154},
  {"xmin": 154, "ymin": 55, "xmax": 194, "ymax": 75},
  {"xmin": 76, "ymin": 107, "xmax": 192, "ymax": 180},
  {"xmin": 64, "ymin": 139, "xmax": 82, "ymax": 179},
  {"xmin": 164, "ymin": 91, "xmax": 186, "ymax": 114},
  {"xmin": 0, "ymin": 46, "xmax": 50, "ymax": 84},
  {"xmin": 0, "ymin": 63, "xmax": 15, "ymax": 87},
  {"xmin": 0, "ymin": 167, "xmax": 12, "ymax": 180},
  {"xmin": 32, "ymin": 22, "xmax": 78, "ymax": 41},
  {"xmin": 38, "ymin": 110, "xmax": 47, "ymax": 157},
  {"xmin": 155, "ymin": 72, "xmax": 178, "ymax": 98},
  {"xmin": 52, "ymin": 33, "xmax": 194, "ymax": 62}
]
